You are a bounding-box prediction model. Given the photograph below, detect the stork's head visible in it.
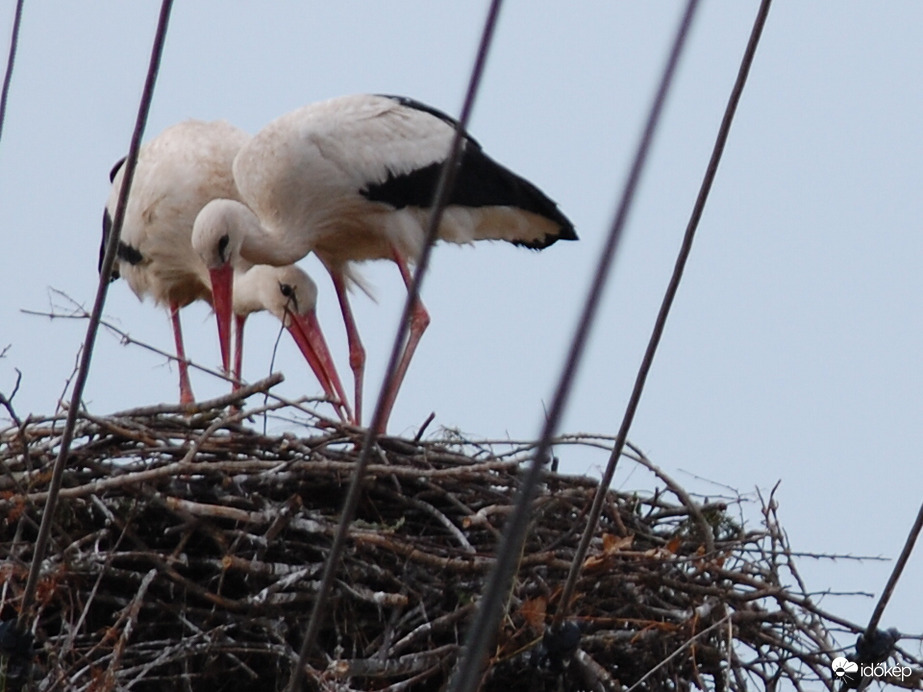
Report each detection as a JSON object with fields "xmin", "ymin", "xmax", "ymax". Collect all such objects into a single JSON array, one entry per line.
[
  {"xmin": 238, "ymin": 264, "xmax": 352, "ymax": 422},
  {"xmin": 250, "ymin": 264, "xmax": 319, "ymax": 326},
  {"xmin": 191, "ymin": 198, "xmax": 254, "ymax": 373}
]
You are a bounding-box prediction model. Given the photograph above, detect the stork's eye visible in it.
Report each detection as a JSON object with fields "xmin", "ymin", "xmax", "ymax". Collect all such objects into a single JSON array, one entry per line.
[
  {"xmin": 279, "ymin": 281, "xmax": 299, "ymax": 312},
  {"xmin": 217, "ymin": 234, "xmax": 230, "ymax": 262}
]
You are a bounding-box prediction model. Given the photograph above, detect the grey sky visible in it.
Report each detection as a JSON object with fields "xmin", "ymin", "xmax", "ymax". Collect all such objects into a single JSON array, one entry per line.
[{"xmin": 1, "ymin": 2, "xmax": 921, "ymax": 646}]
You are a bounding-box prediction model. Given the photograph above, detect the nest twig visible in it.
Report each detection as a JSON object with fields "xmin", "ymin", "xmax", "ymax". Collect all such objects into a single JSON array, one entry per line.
[{"xmin": 1, "ymin": 400, "xmax": 919, "ymax": 691}]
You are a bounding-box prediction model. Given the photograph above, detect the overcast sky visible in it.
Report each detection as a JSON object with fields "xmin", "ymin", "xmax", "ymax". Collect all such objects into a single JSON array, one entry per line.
[{"xmin": 1, "ymin": 2, "xmax": 920, "ymax": 653}]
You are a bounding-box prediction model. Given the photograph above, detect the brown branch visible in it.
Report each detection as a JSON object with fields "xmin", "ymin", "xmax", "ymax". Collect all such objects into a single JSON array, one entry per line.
[
  {"xmin": 112, "ymin": 372, "xmax": 284, "ymax": 417},
  {"xmin": 329, "ymin": 644, "xmax": 457, "ymax": 679}
]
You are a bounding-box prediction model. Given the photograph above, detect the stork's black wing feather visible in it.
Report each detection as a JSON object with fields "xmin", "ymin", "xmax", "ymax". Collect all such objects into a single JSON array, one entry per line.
[{"xmin": 364, "ymin": 96, "xmax": 576, "ymax": 249}]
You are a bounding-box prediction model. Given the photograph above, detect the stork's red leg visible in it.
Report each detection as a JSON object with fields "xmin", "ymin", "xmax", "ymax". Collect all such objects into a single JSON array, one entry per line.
[
  {"xmin": 169, "ymin": 302, "xmax": 195, "ymax": 405},
  {"xmin": 376, "ymin": 249, "xmax": 430, "ymax": 434},
  {"xmin": 331, "ymin": 270, "xmax": 365, "ymax": 426}
]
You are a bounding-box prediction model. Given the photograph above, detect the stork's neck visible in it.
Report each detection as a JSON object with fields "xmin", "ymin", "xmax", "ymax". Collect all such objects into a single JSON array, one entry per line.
[
  {"xmin": 232, "ymin": 267, "xmax": 264, "ymax": 317},
  {"xmin": 239, "ymin": 224, "xmax": 312, "ymax": 266}
]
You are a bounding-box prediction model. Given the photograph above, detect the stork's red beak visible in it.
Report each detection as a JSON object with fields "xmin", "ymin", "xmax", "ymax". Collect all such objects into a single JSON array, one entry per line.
[
  {"xmin": 208, "ymin": 263, "xmax": 234, "ymax": 374},
  {"xmin": 286, "ymin": 309, "xmax": 354, "ymax": 424}
]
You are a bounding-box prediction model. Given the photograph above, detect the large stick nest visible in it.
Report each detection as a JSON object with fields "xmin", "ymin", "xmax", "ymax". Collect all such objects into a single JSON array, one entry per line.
[{"xmin": 1, "ymin": 390, "xmax": 919, "ymax": 691}]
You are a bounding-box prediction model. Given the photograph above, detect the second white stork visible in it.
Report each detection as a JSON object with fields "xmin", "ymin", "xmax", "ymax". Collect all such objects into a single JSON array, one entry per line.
[
  {"xmin": 102, "ymin": 119, "xmax": 249, "ymax": 403},
  {"xmin": 226, "ymin": 243, "xmax": 353, "ymax": 422},
  {"xmin": 192, "ymin": 94, "xmax": 577, "ymax": 431}
]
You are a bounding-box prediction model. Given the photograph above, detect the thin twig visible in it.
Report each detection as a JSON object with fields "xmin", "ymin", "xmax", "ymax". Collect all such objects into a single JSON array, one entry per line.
[
  {"xmin": 628, "ymin": 442, "xmax": 716, "ymax": 553},
  {"xmin": 24, "ymin": 295, "xmax": 231, "ymax": 384},
  {"xmin": 0, "ymin": 368, "xmax": 23, "ymax": 426}
]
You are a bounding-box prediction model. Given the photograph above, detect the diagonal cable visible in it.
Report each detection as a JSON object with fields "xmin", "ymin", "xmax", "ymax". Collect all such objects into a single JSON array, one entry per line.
[
  {"xmin": 554, "ymin": 0, "xmax": 774, "ymax": 625},
  {"xmin": 285, "ymin": 2, "xmax": 504, "ymax": 688},
  {"xmin": 17, "ymin": 0, "xmax": 174, "ymax": 627},
  {"xmin": 0, "ymin": 0, "xmax": 25, "ymax": 148},
  {"xmin": 446, "ymin": 3, "xmax": 701, "ymax": 692},
  {"xmin": 855, "ymin": 497, "xmax": 923, "ymax": 692},
  {"xmin": 864, "ymin": 498, "xmax": 923, "ymax": 635}
]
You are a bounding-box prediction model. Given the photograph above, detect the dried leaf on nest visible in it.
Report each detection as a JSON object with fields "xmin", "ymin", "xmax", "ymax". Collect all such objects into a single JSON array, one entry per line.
[
  {"xmin": 0, "ymin": 403, "xmax": 920, "ymax": 692},
  {"xmin": 582, "ymin": 533, "xmax": 634, "ymax": 572}
]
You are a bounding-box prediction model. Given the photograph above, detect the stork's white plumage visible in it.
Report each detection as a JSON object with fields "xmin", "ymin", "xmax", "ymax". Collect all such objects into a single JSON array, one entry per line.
[
  {"xmin": 231, "ymin": 263, "xmax": 352, "ymax": 421},
  {"xmin": 102, "ymin": 119, "xmax": 249, "ymax": 403},
  {"xmin": 192, "ymin": 94, "xmax": 577, "ymax": 430}
]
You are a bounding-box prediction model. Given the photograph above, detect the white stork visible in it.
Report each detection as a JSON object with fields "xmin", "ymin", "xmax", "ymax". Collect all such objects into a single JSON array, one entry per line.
[
  {"xmin": 102, "ymin": 119, "xmax": 248, "ymax": 404},
  {"xmin": 192, "ymin": 94, "xmax": 577, "ymax": 431},
  {"xmin": 226, "ymin": 244, "xmax": 353, "ymax": 421}
]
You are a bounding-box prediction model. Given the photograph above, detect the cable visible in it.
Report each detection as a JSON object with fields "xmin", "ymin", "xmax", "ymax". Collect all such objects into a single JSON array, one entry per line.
[
  {"xmin": 17, "ymin": 0, "xmax": 174, "ymax": 627},
  {"xmin": 0, "ymin": 0, "xmax": 25, "ymax": 147},
  {"xmin": 863, "ymin": 498, "xmax": 923, "ymax": 634},
  {"xmin": 851, "ymin": 499, "xmax": 923, "ymax": 691},
  {"xmin": 284, "ymin": 2, "xmax": 504, "ymax": 689},
  {"xmin": 554, "ymin": 0, "xmax": 774, "ymax": 626},
  {"xmin": 445, "ymin": 4, "xmax": 701, "ymax": 692}
]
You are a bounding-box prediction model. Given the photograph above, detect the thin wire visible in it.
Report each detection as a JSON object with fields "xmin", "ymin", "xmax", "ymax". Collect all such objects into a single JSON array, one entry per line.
[
  {"xmin": 853, "ymin": 499, "xmax": 923, "ymax": 692},
  {"xmin": 554, "ymin": 0, "xmax": 773, "ymax": 625},
  {"xmin": 446, "ymin": 4, "xmax": 701, "ymax": 692},
  {"xmin": 284, "ymin": 2, "xmax": 504, "ymax": 688},
  {"xmin": 17, "ymin": 0, "xmax": 174, "ymax": 627},
  {"xmin": 0, "ymin": 0, "xmax": 25, "ymax": 147},
  {"xmin": 864, "ymin": 498, "xmax": 923, "ymax": 636}
]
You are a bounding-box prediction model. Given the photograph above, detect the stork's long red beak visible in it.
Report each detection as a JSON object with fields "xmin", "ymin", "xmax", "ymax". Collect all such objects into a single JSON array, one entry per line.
[
  {"xmin": 286, "ymin": 309, "xmax": 354, "ymax": 424},
  {"xmin": 208, "ymin": 263, "xmax": 234, "ymax": 374}
]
